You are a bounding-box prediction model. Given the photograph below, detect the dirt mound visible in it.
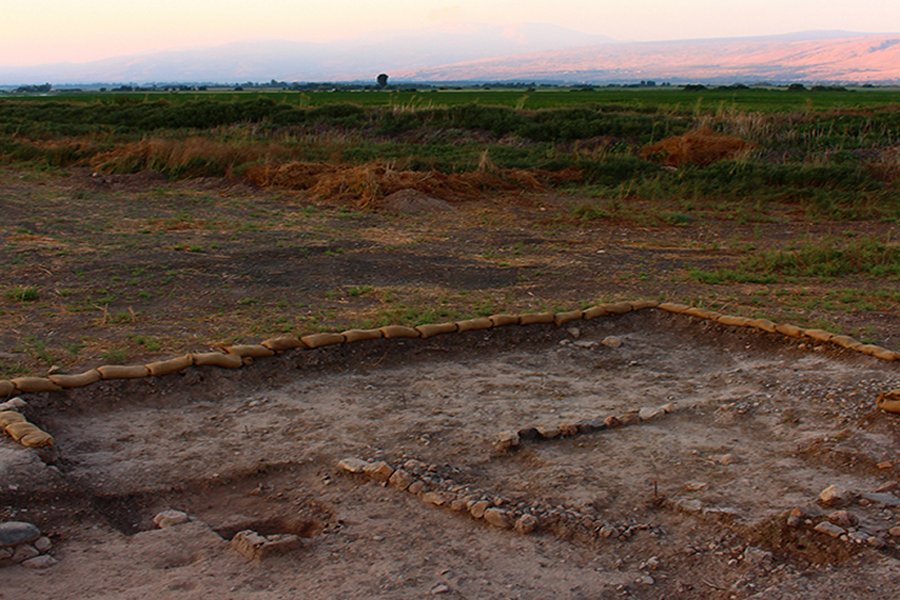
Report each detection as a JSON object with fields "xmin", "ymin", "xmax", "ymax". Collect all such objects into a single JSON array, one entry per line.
[
  {"xmin": 641, "ymin": 127, "xmax": 751, "ymax": 166},
  {"xmin": 379, "ymin": 189, "xmax": 455, "ymax": 214}
]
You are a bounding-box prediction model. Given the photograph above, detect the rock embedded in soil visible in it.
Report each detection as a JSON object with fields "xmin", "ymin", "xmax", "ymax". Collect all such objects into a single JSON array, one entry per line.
[
  {"xmin": 827, "ymin": 510, "xmax": 858, "ymax": 528},
  {"xmin": 515, "ymin": 514, "xmax": 539, "ymax": 535},
  {"xmin": 33, "ymin": 537, "xmax": 52, "ymax": 553},
  {"xmin": 21, "ymin": 555, "xmax": 58, "ymax": 569},
  {"xmin": 153, "ymin": 510, "xmax": 190, "ymax": 528},
  {"xmin": 231, "ymin": 530, "xmax": 300, "ymax": 561},
  {"xmin": 389, "ymin": 469, "xmax": 414, "ymax": 491},
  {"xmin": 12, "ymin": 544, "xmax": 40, "ymax": 563},
  {"xmin": 814, "ymin": 521, "xmax": 846, "ymax": 538},
  {"xmin": 818, "ymin": 484, "xmax": 852, "ymax": 507},
  {"xmin": 494, "ymin": 430, "xmax": 520, "ymax": 452},
  {"xmin": 0, "ymin": 522, "xmax": 41, "ymax": 547},
  {"xmin": 337, "ymin": 457, "xmax": 369, "ymax": 474},
  {"xmin": 469, "ymin": 501, "xmax": 490, "ymax": 519},
  {"xmin": 601, "ymin": 336, "xmax": 623, "ymax": 349},
  {"xmin": 363, "ymin": 461, "xmax": 395, "ymax": 482},
  {"xmin": 483, "ymin": 508, "xmax": 512, "ymax": 529}
]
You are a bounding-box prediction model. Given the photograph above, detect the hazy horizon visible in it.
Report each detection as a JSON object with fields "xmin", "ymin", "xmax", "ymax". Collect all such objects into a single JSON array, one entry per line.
[{"xmin": 3, "ymin": 0, "xmax": 898, "ymax": 67}]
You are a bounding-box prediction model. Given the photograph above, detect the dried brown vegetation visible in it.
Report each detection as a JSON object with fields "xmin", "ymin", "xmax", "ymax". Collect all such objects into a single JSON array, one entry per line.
[{"xmin": 641, "ymin": 127, "xmax": 751, "ymax": 167}]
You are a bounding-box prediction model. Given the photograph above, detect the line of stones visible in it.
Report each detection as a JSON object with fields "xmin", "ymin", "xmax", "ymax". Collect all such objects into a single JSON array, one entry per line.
[
  {"xmin": 493, "ymin": 402, "xmax": 678, "ymax": 452},
  {"xmin": 338, "ymin": 457, "xmax": 651, "ymax": 545}
]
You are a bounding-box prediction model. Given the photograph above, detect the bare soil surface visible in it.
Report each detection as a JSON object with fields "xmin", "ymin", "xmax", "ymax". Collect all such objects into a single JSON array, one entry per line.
[{"xmin": 2, "ymin": 311, "xmax": 898, "ymax": 598}]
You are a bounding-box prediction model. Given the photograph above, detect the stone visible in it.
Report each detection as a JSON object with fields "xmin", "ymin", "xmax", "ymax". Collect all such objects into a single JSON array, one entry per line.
[
  {"xmin": 814, "ymin": 521, "xmax": 845, "ymax": 538},
  {"xmin": 536, "ymin": 425, "xmax": 560, "ymax": 439},
  {"xmin": 573, "ymin": 341, "xmax": 597, "ymax": 349},
  {"xmin": 431, "ymin": 583, "xmax": 450, "ymax": 595},
  {"xmin": 231, "ymin": 530, "xmax": 300, "ymax": 561},
  {"xmin": 603, "ymin": 415, "xmax": 622, "ymax": 428},
  {"xmin": 363, "ymin": 461, "xmax": 394, "ymax": 482},
  {"xmin": 421, "ymin": 492, "xmax": 448, "ymax": 507},
  {"xmin": 818, "ymin": 484, "xmax": 850, "ymax": 507},
  {"xmin": 859, "ymin": 492, "xmax": 900, "ymax": 507},
  {"xmin": 638, "ymin": 407, "xmax": 663, "ymax": 421},
  {"xmin": 483, "ymin": 508, "xmax": 512, "ymax": 529},
  {"xmin": 618, "ymin": 412, "xmax": 641, "ymax": 426},
  {"xmin": 20, "ymin": 555, "xmax": 58, "ymax": 569},
  {"xmin": 0, "ymin": 398, "xmax": 27, "ymax": 412},
  {"xmin": 741, "ymin": 546, "xmax": 773, "ymax": 567},
  {"xmin": 716, "ymin": 454, "xmax": 736, "ymax": 466},
  {"xmin": 337, "ymin": 457, "xmax": 369, "ymax": 474},
  {"xmin": 601, "ymin": 336, "xmax": 623, "ymax": 349},
  {"xmin": 566, "ymin": 327, "xmax": 581, "ymax": 339},
  {"xmin": 0, "ymin": 547, "xmax": 13, "ymax": 560},
  {"xmin": 389, "ymin": 469, "xmax": 414, "ymax": 491},
  {"xmin": 449, "ymin": 498, "xmax": 468, "ymax": 512},
  {"xmin": 515, "ymin": 514, "xmax": 539, "ymax": 535},
  {"xmin": 558, "ymin": 423, "xmax": 579, "ymax": 437},
  {"xmin": 494, "ymin": 430, "xmax": 520, "ymax": 452},
  {"xmin": 33, "ymin": 536, "xmax": 52, "ymax": 553},
  {"xmin": 0, "ymin": 521, "xmax": 41, "ymax": 547},
  {"xmin": 153, "ymin": 510, "xmax": 190, "ymax": 528},
  {"xmin": 469, "ymin": 501, "xmax": 490, "ymax": 519},
  {"xmin": 12, "ymin": 544, "xmax": 39, "ymax": 563},
  {"xmin": 407, "ymin": 480, "xmax": 426, "ymax": 495},
  {"xmin": 827, "ymin": 510, "xmax": 858, "ymax": 528}
]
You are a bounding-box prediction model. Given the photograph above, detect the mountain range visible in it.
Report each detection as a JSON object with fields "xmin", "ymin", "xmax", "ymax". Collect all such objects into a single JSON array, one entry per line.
[{"xmin": 0, "ymin": 26, "xmax": 897, "ymax": 85}]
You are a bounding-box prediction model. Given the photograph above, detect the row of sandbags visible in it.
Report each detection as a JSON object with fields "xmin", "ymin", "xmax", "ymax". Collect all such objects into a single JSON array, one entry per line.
[{"xmin": 0, "ymin": 407, "xmax": 53, "ymax": 448}]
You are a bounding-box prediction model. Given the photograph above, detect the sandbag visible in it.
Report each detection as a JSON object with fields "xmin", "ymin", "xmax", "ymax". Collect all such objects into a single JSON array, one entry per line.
[
  {"xmin": 519, "ymin": 312, "xmax": 555, "ymax": 325},
  {"xmin": 415, "ymin": 322, "xmax": 458, "ymax": 338},
  {"xmin": 225, "ymin": 344, "xmax": 275, "ymax": 358},
  {"xmin": 876, "ymin": 390, "xmax": 900, "ymax": 413},
  {"xmin": 630, "ymin": 300, "xmax": 659, "ymax": 311},
  {"xmin": 146, "ymin": 355, "xmax": 194, "ymax": 376},
  {"xmin": 554, "ymin": 310, "xmax": 583, "ymax": 326},
  {"xmin": 803, "ymin": 329, "xmax": 834, "ymax": 343},
  {"xmin": 49, "ymin": 370, "xmax": 102, "ymax": 388},
  {"xmin": 582, "ymin": 305, "xmax": 610, "ymax": 319},
  {"xmin": 748, "ymin": 318, "xmax": 777, "ymax": 333},
  {"xmin": 455, "ymin": 317, "xmax": 493, "ymax": 332},
  {"xmin": 0, "ymin": 380, "xmax": 14, "ymax": 397},
  {"xmin": 775, "ymin": 323, "xmax": 804, "ymax": 338},
  {"xmin": 97, "ymin": 365, "xmax": 150, "ymax": 380},
  {"xmin": 261, "ymin": 335, "xmax": 306, "ymax": 351},
  {"xmin": 489, "ymin": 314, "xmax": 520, "ymax": 327},
  {"xmin": 380, "ymin": 325, "xmax": 420, "ymax": 339},
  {"xmin": 10, "ymin": 377, "xmax": 62, "ymax": 393},
  {"xmin": 5, "ymin": 421, "xmax": 38, "ymax": 441},
  {"xmin": 658, "ymin": 302, "xmax": 691, "ymax": 314},
  {"xmin": 20, "ymin": 430, "xmax": 53, "ymax": 448},
  {"xmin": 600, "ymin": 302, "xmax": 633, "ymax": 315},
  {"xmin": 717, "ymin": 315, "xmax": 752, "ymax": 327},
  {"xmin": 193, "ymin": 352, "xmax": 243, "ymax": 369},
  {"xmin": 0, "ymin": 411, "xmax": 26, "ymax": 427},
  {"xmin": 341, "ymin": 329, "xmax": 383, "ymax": 343},
  {"xmin": 300, "ymin": 332, "xmax": 346, "ymax": 348},
  {"xmin": 829, "ymin": 335, "xmax": 862, "ymax": 350}
]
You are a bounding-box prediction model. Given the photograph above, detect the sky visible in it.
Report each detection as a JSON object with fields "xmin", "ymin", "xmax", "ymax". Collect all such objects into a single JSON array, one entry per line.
[{"xmin": 2, "ymin": 0, "xmax": 898, "ymax": 66}]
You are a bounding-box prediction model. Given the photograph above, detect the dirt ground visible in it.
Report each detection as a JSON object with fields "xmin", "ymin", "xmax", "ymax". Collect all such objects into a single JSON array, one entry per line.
[{"xmin": 2, "ymin": 311, "xmax": 898, "ymax": 599}]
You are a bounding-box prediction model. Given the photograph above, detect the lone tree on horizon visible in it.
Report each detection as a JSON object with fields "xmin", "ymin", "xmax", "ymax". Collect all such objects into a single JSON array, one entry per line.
[{"xmin": 377, "ymin": 73, "xmax": 389, "ymax": 89}]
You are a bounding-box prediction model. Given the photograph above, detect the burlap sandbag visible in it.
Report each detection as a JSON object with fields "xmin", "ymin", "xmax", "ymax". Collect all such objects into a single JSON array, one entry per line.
[
  {"xmin": 341, "ymin": 329, "xmax": 383, "ymax": 343},
  {"xmin": 519, "ymin": 312, "xmax": 555, "ymax": 325},
  {"xmin": 300, "ymin": 332, "xmax": 346, "ymax": 348},
  {"xmin": 225, "ymin": 344, "xmax": 275, "ymax": 358},
  {"xmin": 415, "ymin": 322, "xmax": 458, "ymax": 338},
  {"xmin": 803, "ymin": 329, "xmax": 834, "ymax": 343},
  {"xmin": 49, "ymin": 370, "xmax": 102, "ymax": 388},
  {"xmin": 455, "ymin": 317, "xmax": 493, "ymax": 332},
  {"xmin": 5, "ymin": 421, "xmax": 38, "ymax": 441},
  {"xmin": 582, "ymin": 305, "xmax": 610, "ymax": 319},
  {"xmin": 20, "ymin": 430, "xmax": 53, "ymax": 448},
  {"xmin": 97, "ymin": 365, "xmax": 151, "ymax": 380},
  {"xmin": 630, "ymin": 300, "xmax": 660, "ymax": 311},
  {"xmin": 0, "ymin": 411, "xmax": 26, "ymax": 427},
  {"xmin": 717, "ymin": 315, "xmax": 752, "ymax": 327},
  {"xmin": 601, "ymin": 302, "xmax": 633, "ymax": 315},
  {"xmin": 658, "ymin": 302, "xmax": 692, "ymax": 314},
  {"xmin": 829, "ymin": 335, "xmax": 862, "ymax": 350},
  {"xmin": 193, "ymin": 352, "xmax": 243, "ymax": 369},
  {"xmin": 554, "ymin": 310, "xmax": 583, "ymax": 326},
  {"xmin": 10, "ymin": 377, "xmax": 62, "ymax": 393},
  {"xmin": 876, "ymin": 390, "xmax": 900, "ymax": 413},
  {"xmin": 261, "ymin": 335, "xmax": 306, "ymax": 351},
  {"xmin": 0, "ymin": 380, "xmax": 14, "ymax": 397},
  {"xmin": 748, "ymin": 318, "xmax": 777, "ymax": 333},
  {"xmin": 775, "ymin": 323, "xmax": 804, "ymax": 338},
  {"xmin": 380, "ymin": 325, "xmax": 420, "ymax": 339},
  {"xmin": 489, "ymin": 314, "xmax": 520, "ymax": 327},
  {"xmin": 146, "ymin": 355, "xmax": 194, "ymax": 376}
]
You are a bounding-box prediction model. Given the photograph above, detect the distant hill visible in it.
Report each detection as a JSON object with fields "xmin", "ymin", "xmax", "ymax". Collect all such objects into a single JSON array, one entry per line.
[
  {"xmin": 0, "ymin": 23, "xmax": 612, "ymax": 85},
  {"xmin": 402, "ymin": 32, "xmax": 900, "ymax": 84},
  {"xmin": 0, "ymin": 28, "xmax": 897, "ymax": 85}
]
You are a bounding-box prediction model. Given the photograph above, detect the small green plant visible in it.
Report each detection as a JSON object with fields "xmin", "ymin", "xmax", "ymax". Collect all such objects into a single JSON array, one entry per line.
[
  {"xmin": 6, "ymin": 286, "xmax": 39, "ymax": 302},
  {"xmin": 100, "ymin": 348, "xmax": 128, "ymax": 364},
  {"xmin": 346, "ymin": 285, "xmax": 374, "ymax": 297}
]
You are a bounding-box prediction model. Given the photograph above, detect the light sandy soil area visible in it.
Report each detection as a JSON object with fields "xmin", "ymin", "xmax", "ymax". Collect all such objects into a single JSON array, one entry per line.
[{"xmin": 2, "ymin": 311, "xmax": 898, "ymax": 598}]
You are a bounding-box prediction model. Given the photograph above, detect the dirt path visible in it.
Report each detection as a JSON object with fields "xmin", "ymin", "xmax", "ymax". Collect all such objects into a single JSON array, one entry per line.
[{"xmin": 2, "ymin": 312, "xmax": 897, "ymax": 598}]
